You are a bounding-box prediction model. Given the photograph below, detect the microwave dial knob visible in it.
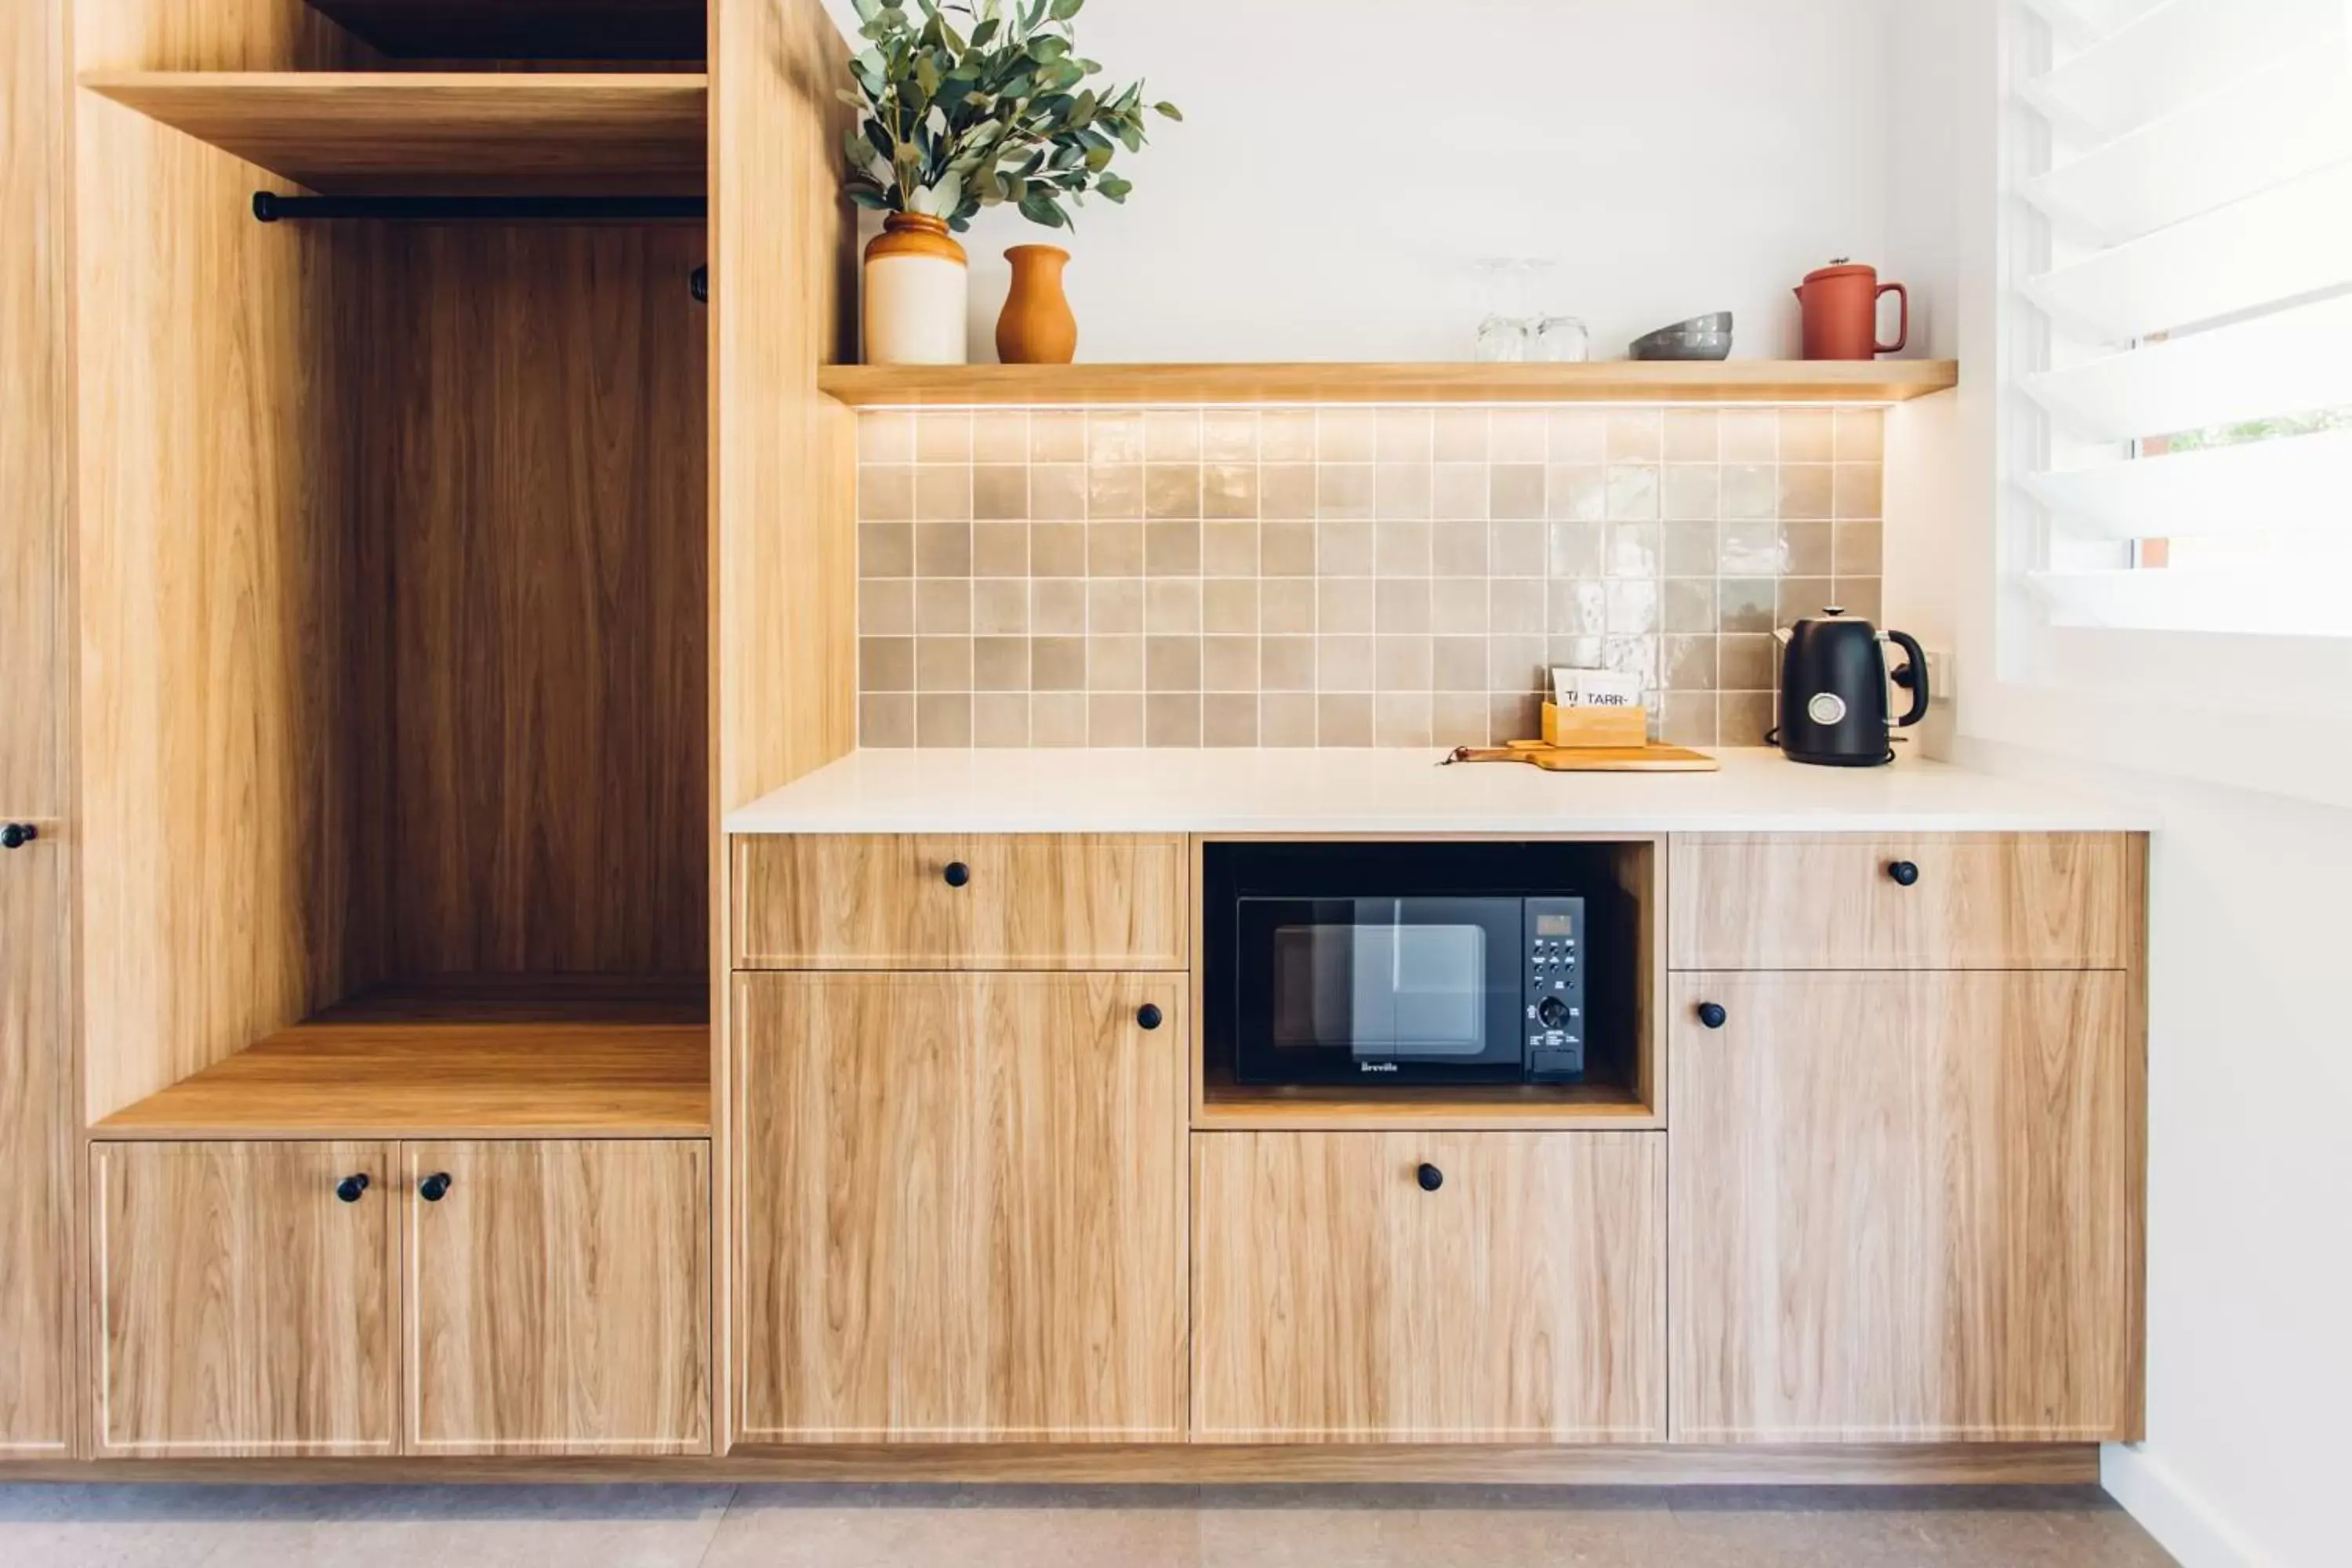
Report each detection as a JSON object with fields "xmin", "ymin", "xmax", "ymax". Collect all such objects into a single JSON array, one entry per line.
[{"xmin": 1537, "ymin": 996, "xmax": 1569, "ymax": 1029}]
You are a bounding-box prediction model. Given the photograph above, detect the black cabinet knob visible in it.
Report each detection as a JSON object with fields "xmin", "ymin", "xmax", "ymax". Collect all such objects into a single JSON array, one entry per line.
[
  {"xmin": 1887, "ymin": 859, "xmax": 1921, "ymax": 887},
  {"xmin": 417, "ymin": 1172, "xmax": 452, "ymax": 1203},
  {"xmin": 1416, "ymin": 1163, "xmax": 1443, "ymax": 1192},
  {"xmin": 1136, "ymin": 1002, "xmax": 1163, "ymax": 1030},
  {"xmin": 1697, "ymin": 1001, "xmax": 1728, "ymax": 1029},
  {"xmin": 335, "ymin": 1174, "xmax": 369, "ymax": 1204},
  {"xmin": 0, "ymin": 823, "xmax": 37, "ymax": 850},
  {"xmin": 942, "ymin": 860, "xmax": 971, "ymax": 887}
]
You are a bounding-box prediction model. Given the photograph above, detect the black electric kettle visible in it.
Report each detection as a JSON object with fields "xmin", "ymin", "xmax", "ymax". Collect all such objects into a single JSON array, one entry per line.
[{"xmin": 1773, "ymin": 608, "xmax": 1929, "ymax": 766}]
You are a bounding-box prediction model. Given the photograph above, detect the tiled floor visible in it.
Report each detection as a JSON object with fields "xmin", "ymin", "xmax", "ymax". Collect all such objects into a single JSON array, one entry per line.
[{"xmin": 0, "ymin": 1483, "xmax": 2176, "ymax": 1566}]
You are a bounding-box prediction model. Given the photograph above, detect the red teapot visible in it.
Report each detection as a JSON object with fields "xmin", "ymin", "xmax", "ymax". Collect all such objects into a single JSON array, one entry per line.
[{"xmin": 1794, "ymin": 260, "xmax": 1907, "ymax": 360}]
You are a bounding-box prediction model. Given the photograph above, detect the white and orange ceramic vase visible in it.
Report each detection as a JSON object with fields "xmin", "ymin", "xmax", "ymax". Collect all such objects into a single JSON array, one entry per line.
[{"xmin": 863, "ymin": 212, "xmax": 967, "ymax": 365}]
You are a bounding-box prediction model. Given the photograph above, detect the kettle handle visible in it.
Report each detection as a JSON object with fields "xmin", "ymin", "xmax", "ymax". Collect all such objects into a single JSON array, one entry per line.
[{"xmin": 1885, "ymin": 630, "xmax": 1929, "ymax": 726}]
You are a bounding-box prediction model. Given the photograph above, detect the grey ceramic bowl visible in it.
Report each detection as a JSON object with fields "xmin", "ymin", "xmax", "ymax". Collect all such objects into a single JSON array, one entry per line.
[
  {"xmin": 1629, "ymin": 330, "xmax": 1734, "ymax": 361},
  {"xmin": 1629, "ymin": 312, "xmax": 1736, "ymax": 360}
]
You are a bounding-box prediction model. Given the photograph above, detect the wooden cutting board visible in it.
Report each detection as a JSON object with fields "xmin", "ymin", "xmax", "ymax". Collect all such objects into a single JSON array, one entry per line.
[{"xmin": 1443, "ymin": 740, "xmax": 1720, "ymax": 773}]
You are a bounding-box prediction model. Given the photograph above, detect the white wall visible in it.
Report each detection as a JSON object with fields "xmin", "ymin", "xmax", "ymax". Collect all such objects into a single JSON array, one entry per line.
[
  {"xmin": 827, "ymin": 0, "xmax": 1897, "ymax": 362},
  {"xmin": 1882, "ymin": 5, "xmax": 2352, "ymax": 1566},
  {"xmin": 1956, "ymin": 740, "xmax": 2352, "ymax": 1568}
]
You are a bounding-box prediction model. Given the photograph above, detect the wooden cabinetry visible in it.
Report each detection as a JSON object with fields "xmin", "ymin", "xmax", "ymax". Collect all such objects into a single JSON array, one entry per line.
[
  {"xmin": 731, "ymin": 833, "xmax": 1188, "ymax": 971},
  {"xmin": 1667, "ymin": 971, "xmax": 2143, "ymax": 1442},
  {"xmin": 0, "ymin": 0, "xmax": 74, "ymax": 1462},
  {"xmin": 93, "ymin": 1142, "xmax": 400, "ymax": 1457},
  {"xmin": 0, "ymin": 850, "xmax": 71, "ymax": 1456},
  {"xmin": 735, "ymin": 972, "xmax": 1186, "ymax": 1442},
  {"xmin": 93, "ymin": 1138, "xmax": 710, "ymax": 1457},
  {"xmin": 1669, "ymin": 833, "xmax": 2140, "ymax": 970},
  {"xmin": 1192, "ymin": 1131, "xmax": 1666, "ymax": 1443},
  {"xmin": 405, "ymin": 1140, "xmax": 710, "ymax": 1455}
]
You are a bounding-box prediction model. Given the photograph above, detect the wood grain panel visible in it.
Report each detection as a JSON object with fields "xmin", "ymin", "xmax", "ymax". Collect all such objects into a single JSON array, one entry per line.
[
  {"xmin": 348, "ymin": 223, "xmax": 709, "ymax": 979},
  {"xmin": 1191, "ymin": 1131, "xmax": 1665, "ymax": 1443},
  {"xmin": 93, "ymin": 1142, "xmax": 398, "ymax": 1457},
  {"xmin": 0, "ymin": 0, "xmax": 74, "ymax": 1462},
  {"xmin": 405, "ymin": 1140, "xmax": 710, "ymax": 1455},
  {"xmin": 1668, "ymin": 971, "xmax": 2144, "ymax": 1442},
  {"xmin": 732, "ymin": 833, "xmax": 1188, "ymax": 970},
  {"xmin": 1668, "ymin": 833, "xmax": 2140, "ymax": 971},
  {"xmin": 0, "ymin": 1440, "xmax": 2105, "ymax": 1486},
  {"xmin": 818, "ymin": 360, "xmax": 1962, "ymax": 408},
  {"xmin": 0, "ymin": 850, "xmax": 71, "ymax": 1454},
  {"xmin": 94, "ymin": 1022, "xmax": 710, "ymax": 1138},
  {"xmin": 75, "ymin": 4, "xmax": 380, "ymax": 1123},
  {"xmin": 81, "ymin": 72, "xmax": 709, "ymax": 196},
  {"xmin": 736, "ymin": 972, "xmax": 1186, "ymax": 1442},
  {"xmin": 2, "ymin": 0, "xmax": 68, "ymax": 813},
  {"xmin": 710, "ymin": 0, "xmax": 857, "ymax": 819},
  {"xmin": 709, "ymin": 1, "xmax": 858, "ymax": 1455}
]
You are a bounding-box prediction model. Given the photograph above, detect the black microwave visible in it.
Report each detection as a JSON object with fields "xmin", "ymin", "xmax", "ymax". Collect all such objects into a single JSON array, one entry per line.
[{"xmin": 1206, "ymin": 844, "xmax": 1591, "ymax": 1087}]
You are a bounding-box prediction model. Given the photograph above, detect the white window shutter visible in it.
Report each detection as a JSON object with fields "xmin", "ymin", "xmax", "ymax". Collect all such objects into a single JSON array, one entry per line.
[{"xmin": 2018, "ymin": 0, "xmax": 2352, "ymax": 637}]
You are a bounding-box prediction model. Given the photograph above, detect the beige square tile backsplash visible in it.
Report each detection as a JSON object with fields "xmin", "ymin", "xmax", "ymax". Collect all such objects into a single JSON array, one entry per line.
[{"xmin": 855, "ymin": 405, "xmax": 1883, "ymax": 748}]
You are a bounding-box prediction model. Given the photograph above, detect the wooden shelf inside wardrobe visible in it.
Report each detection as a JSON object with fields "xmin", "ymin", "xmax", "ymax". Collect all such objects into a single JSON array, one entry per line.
[
  {"xmin": 93, "ymin": 978, "xmax": 713, "ymax": 1140},
  {"xmin": 80, "ymin": 71, "xmax": 709, "ymax": 196}
]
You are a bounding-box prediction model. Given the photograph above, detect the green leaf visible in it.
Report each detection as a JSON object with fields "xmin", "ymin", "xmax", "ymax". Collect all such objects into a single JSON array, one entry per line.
[
  {"xmin": 970, "ymin": 15, "xmax": 1000, "ymax": 45},
  {"xmin": 1153, "ymin": 100, "xmax": 1183, "ymax": 121},
  {"xmin": 1097, "ymin": 172, "xmax": 1131, "ymax": 201},
  {"xmin": 851, "ymin": 0, "xmax": 884, "ymax": 20},
  {"xmin": 1029, "ymin": 34, "xmax": 1070, "ymax": 62},
  {"xmin": 1050, "ymin": 0, "xmax": 1084, "ymax": 18},
  {"xmin": 848, "ymin": 186, "xmax": 892, "ymax": 210}
]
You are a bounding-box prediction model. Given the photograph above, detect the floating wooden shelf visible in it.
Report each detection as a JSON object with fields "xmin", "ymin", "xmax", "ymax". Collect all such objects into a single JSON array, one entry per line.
[
  {"xmin": 95, "ymin": 980, "xmax": 712, "ymax": 1139},
  {"xmin": 818, "ymin": 359, "xmax": 1960, "ymax": 408},
  {"xmin": 80, "ymin": 71, "xmax": 708, "ymax": 197}
]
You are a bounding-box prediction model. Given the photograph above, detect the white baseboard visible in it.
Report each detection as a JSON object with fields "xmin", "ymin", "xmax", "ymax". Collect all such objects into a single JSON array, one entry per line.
[{"xmin": 2102, "ymin": 1444, "xmax": 2270, "ymax": 1568}]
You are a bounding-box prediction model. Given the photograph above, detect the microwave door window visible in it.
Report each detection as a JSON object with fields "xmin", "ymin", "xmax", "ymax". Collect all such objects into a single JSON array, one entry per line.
[
  {"xmin": 1265, "ymin": 908, "xmax": 1487, "ymax": 1062},
  {"xmin": 1381, "ymin": 920, "xmax": 1487, "ymax": 1055}
]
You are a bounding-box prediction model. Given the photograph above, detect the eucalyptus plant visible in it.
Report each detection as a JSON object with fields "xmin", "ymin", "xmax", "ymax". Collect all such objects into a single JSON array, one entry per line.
[{"xmin": 840, "ymin": 0, "xmax": 1180, "ymax": 232}]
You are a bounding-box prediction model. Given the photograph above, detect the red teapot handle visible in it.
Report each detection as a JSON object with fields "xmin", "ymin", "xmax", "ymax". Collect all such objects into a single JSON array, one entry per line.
[{"xmin": 1876, "ymin": 281, "xmax": 1909, "ymax": 355}]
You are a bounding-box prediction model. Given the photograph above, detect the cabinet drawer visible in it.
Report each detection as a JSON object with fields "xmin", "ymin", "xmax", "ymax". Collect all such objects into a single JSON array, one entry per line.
[
  {"xmin": 93, "ymin": 1142, "xmax": 400, "ymax": 1457},
  {"xmin": 1191, "ymin": 1131, "xmax": 1665, "ymax": 1443},
  {"xmin": 1669, "ymin": 833, "xmax": 2140, "ymax": 970},
  {"xmin": 732, "ymin": 833, "xmax": 1187, "ymax": 970}
]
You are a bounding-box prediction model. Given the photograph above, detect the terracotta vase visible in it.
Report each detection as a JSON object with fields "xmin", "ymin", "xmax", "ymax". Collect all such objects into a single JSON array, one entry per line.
[
  {"xmin": 863, "ymin": 212, "xmax": 967, "ymax": 365},
  {"xmin": 996, "ymin": 245, "xmax": 1077, "ymax": 365}
]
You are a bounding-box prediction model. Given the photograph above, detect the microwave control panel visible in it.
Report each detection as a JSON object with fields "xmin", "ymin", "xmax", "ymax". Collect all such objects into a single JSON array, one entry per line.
[{"xmin": 1523, "ymin": 896, "xmax": 1587, "ymax": 1082}]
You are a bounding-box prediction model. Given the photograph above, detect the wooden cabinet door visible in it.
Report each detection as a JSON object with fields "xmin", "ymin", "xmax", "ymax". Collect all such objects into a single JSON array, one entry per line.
[
  {"xmin": 404, "ymin": 1139, "xmax": 710, "ymax": 1456},
  {"xmin": 1668, "ymin": 972, "xmax": 2143, "ymax": 1442},
  {"xmin": 0, "ymin": 0, "xmax": 72, "ymax": 1464},
  {"xmin": 93, "ymin": 1142, "xmax": 399, "ymax": 1457},
  {"xmin": 1192, "ymin": 1131, "xmax": 1666, "ymax": 1443},
  {"xmin": 0, "ymin": 849, "xmax": 70, "ymax": 1456},
  {"xmin": 1669, "ymin": 833, "xmax": 2140, "ymax": 971},
  {"xmin": 737, "ymin": 972, "xmax": 1185, "ymax": 1442},
  {"xmin": 731, "ymin": 833, "xmax": 1188, "ymax": 970}
]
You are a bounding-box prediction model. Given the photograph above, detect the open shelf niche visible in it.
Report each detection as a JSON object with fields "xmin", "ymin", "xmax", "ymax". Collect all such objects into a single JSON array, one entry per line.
[
  {"xmin": 1192, "ymin": 837, "xmax": 1664, "ymax": 1131},
  {"xmin": 78, "ymin": 2, "xmax": 717, "ymax": 1139}
]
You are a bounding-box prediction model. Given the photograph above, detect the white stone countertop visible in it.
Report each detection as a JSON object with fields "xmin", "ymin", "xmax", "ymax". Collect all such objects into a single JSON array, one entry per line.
[{"xmin": 724, "ymin": 747, "xmax": 2155, "ymax": 836}]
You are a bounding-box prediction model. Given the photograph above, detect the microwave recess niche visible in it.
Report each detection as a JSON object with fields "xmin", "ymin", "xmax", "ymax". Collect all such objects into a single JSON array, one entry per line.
[{"xmin": 1195, "ymin": 839, "xmax": 1661, "ymax": 1131}]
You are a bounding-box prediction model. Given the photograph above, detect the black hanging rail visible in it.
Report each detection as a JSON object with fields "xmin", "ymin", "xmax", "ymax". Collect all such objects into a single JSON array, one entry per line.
[{"xmin": 252, "ymin": 192, "xmax": 706, "ymax": 223}]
